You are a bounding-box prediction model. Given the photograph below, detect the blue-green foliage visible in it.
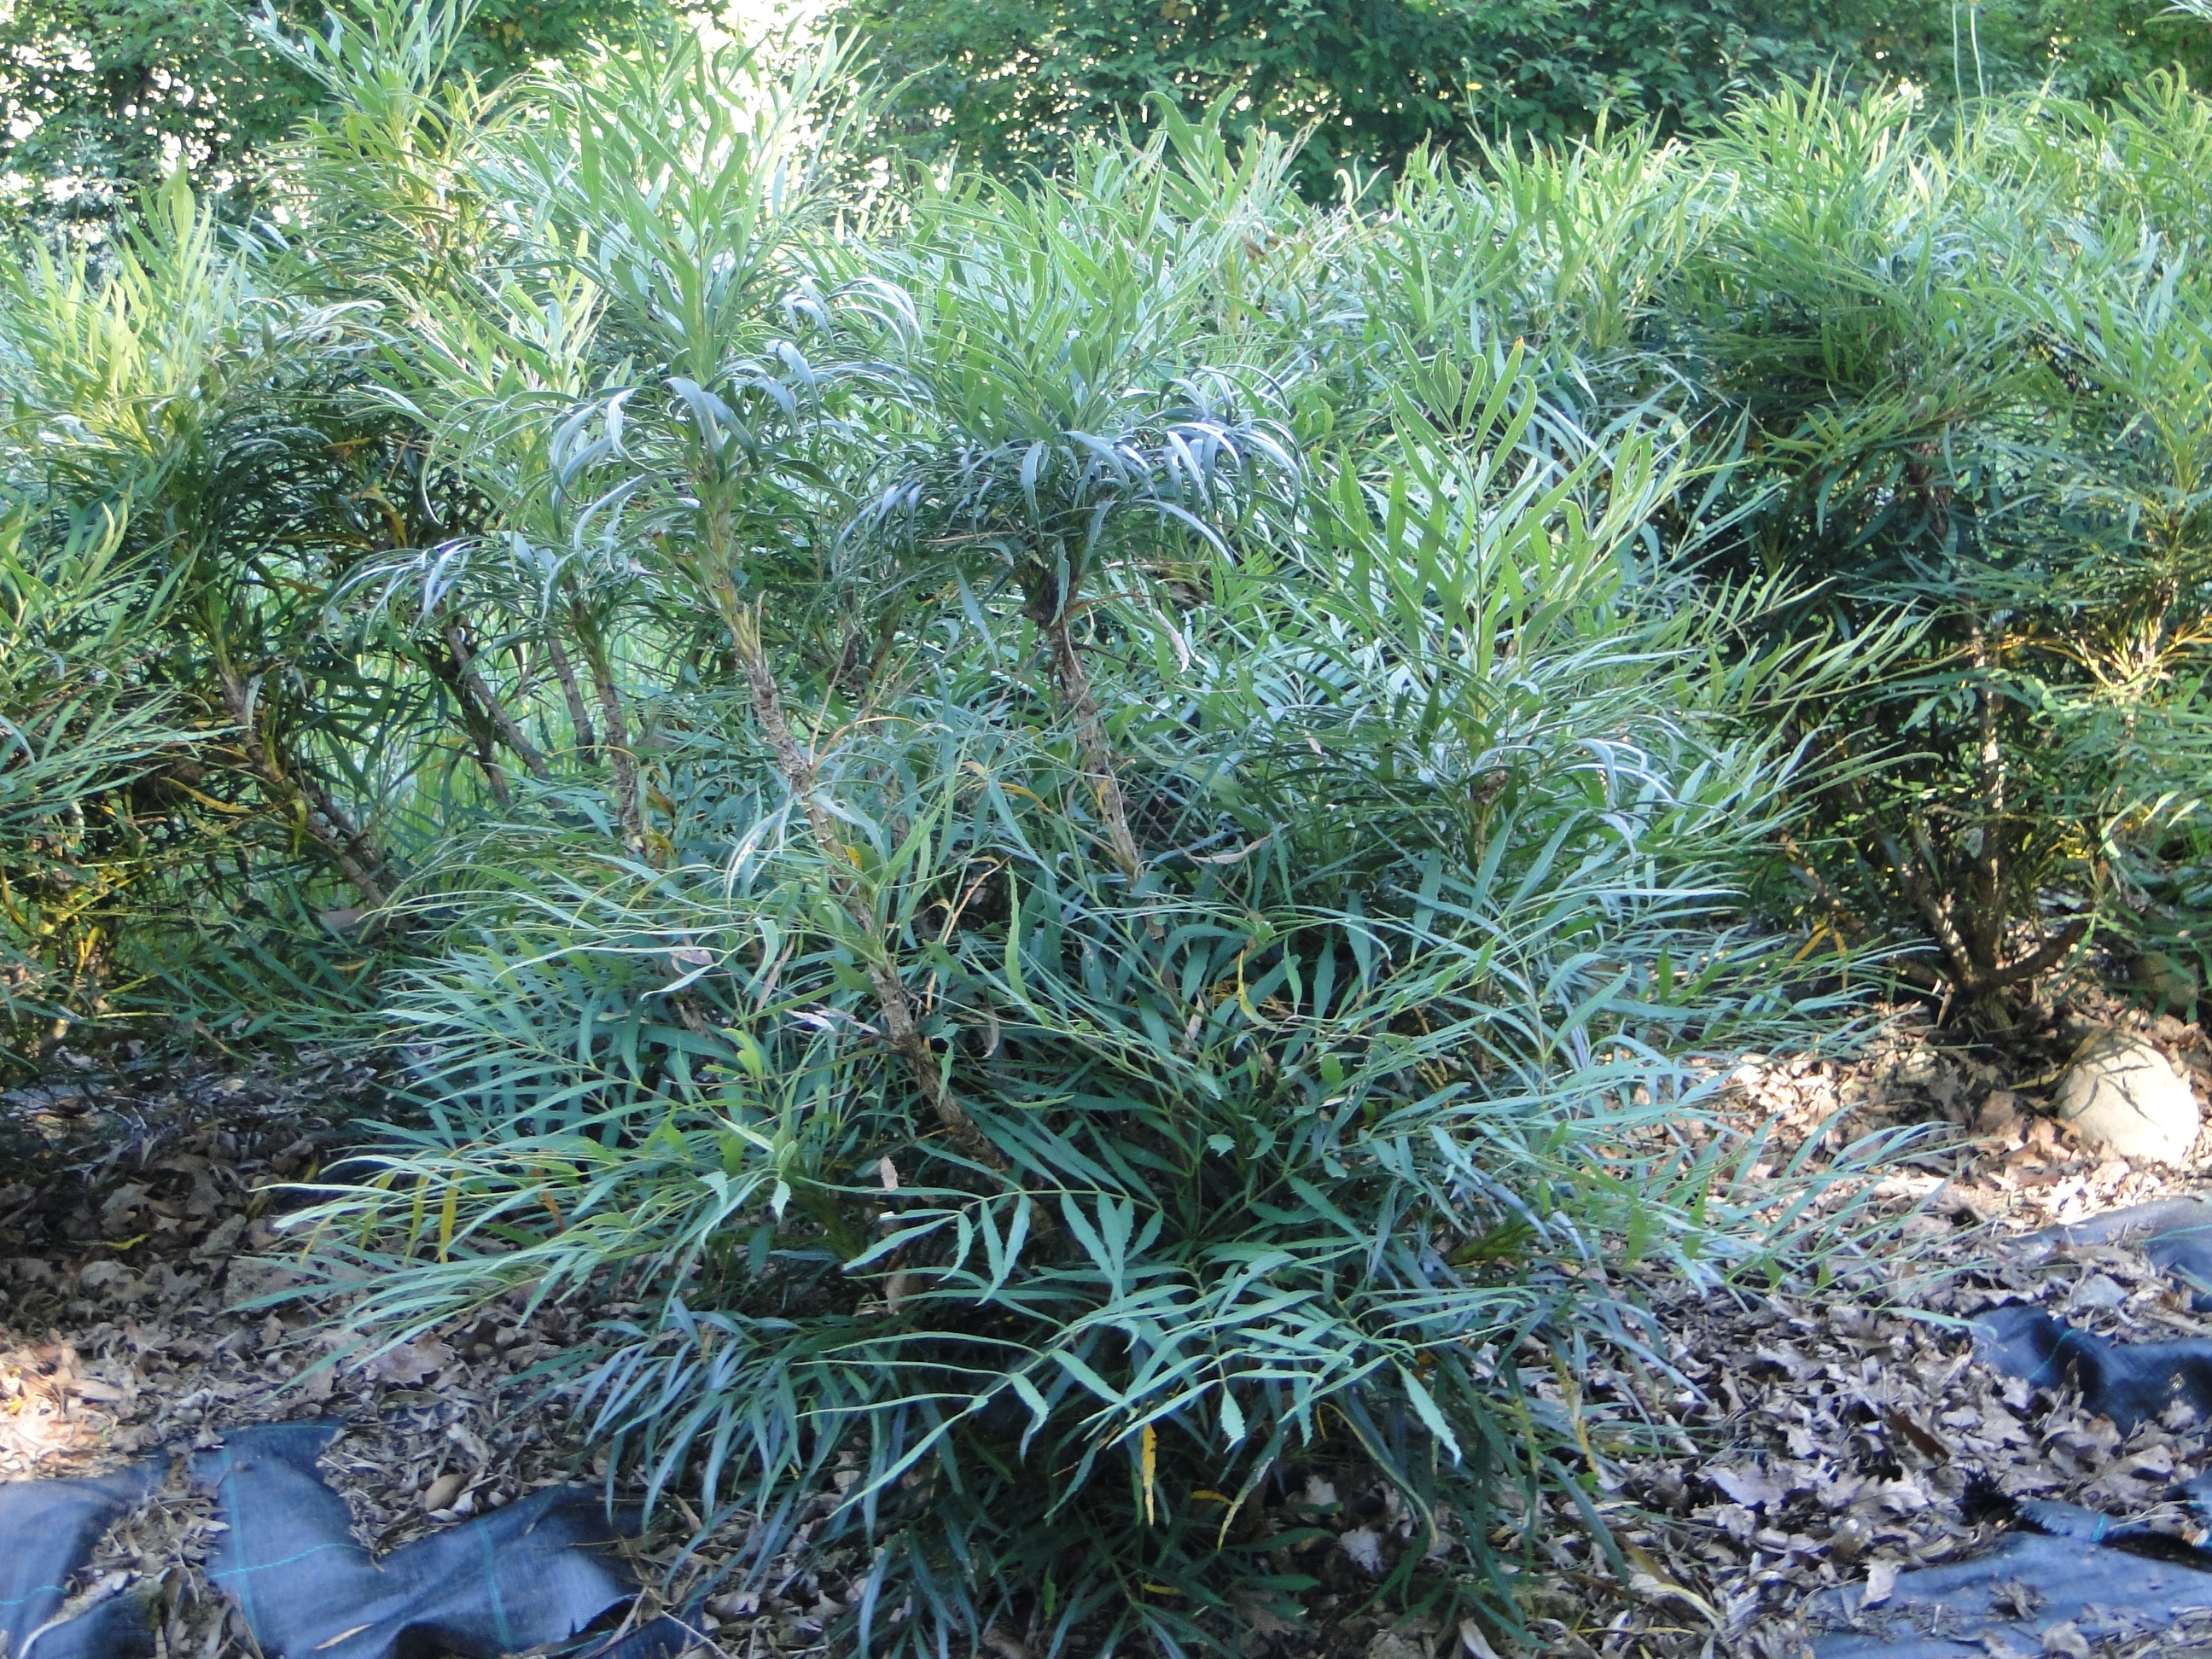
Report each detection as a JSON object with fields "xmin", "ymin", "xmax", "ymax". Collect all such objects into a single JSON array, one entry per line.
[{"xmin": 14, "ymin": 11, "xmax": 2212, "ymax": 1647}]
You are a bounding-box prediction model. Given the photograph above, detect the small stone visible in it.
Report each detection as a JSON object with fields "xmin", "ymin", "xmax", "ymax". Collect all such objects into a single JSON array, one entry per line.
[{"xmin": 2053, "ymin": 1028, "xmax": 2200, "ymax": 1165}]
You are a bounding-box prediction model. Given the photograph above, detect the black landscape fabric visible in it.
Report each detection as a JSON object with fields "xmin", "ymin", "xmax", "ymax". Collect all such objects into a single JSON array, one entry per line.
[
  {"xmin": 0, "ymin": 1459, "xmax": 158, "ymax": 1659},
  {"xmin": 2032, "ymin": 1195, "xmax": 2212, "ymax": 1309},
  {"xmin": 1810, "ymin": 1199, "xmax": 2212, "ymax": 1657},
  {"xmin": 1972, "ymin": 1301, "xmax": 2212, "ymax": 1430},
  {"xmin": 1808, "ymin": 1531, "xmax": 2212, "ymax": 1658},
  {"xmin": 191, "ymin": 1423, "xmax": 698, "ymax": 1659},
  {"xmin": 0, "ymin": 1424, "xmax": 699, "ymax": 1659}
]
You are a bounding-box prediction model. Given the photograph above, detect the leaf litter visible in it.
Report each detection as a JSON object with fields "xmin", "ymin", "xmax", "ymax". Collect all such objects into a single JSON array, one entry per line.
[{"xmin": 9, "ymin": 989, "xmax": 2212, "ymax": 1657}]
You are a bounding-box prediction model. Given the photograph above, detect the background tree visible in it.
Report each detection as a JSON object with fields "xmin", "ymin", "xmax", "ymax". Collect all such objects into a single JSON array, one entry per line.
[
  {"xmin": 0, "ymin": 0, "xmax": 684, "ymax": 239},
  {"xmin": 829, "ymin": 0, "xmax": 2212, "ymax": 186}
]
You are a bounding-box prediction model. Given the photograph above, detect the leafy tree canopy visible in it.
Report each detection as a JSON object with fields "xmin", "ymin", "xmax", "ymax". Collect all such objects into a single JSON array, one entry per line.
[
  {"xmin": 830, "ymin": 0, "xmax": 2212, "ymax": 183},
  {"xmin": 0, "ymin": 0, "xmax": 678, "ymax": 236}
]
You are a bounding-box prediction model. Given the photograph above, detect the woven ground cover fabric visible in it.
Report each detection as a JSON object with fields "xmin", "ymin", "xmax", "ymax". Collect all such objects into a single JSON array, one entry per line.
[
  {"xmin": 0, "ymin": 1425, "xmax": 697, "ymax": 1659},
  {"xmin": 0, "ymin": 1460, "xmax": 158, "ymax": 1658},
  {"xmin": 2031, "ymin": 1196, "xmax": 2212, "ymax": 1308},
  {"xmin": 1972, "ymin": 1302, "xmax": 2212, "ymax": 1429},
  {"xmin": 1809, "ymin": 1531, "xmax": 2212, "ymax": 1658},
  {"xmin": 1808, "ymin": 1206, "xmax": 2212, "ymax": 1656},
  {"xmin": 191, "ymin": 1423, "xmax": 694, "ymax": 1659}
]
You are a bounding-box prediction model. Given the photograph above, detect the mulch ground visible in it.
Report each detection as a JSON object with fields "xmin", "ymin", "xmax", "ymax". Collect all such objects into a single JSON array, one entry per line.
[
  {"xmin": 9, "ymin": 982, "xmax": 2212, "ymax": 1659},
  {"xmin": 1586, "ymin": 991, "xmax": 2212, "ymax": 1659},
  {"xmin": 0, "ymin": 1051, "xmax": 682, "ymax": 1656}
]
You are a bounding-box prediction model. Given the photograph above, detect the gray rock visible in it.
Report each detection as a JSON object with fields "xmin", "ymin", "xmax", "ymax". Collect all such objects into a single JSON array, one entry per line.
[{"xmin": 2053, "ymin": 1028, "xmax": 2200, "ymax": 1165}]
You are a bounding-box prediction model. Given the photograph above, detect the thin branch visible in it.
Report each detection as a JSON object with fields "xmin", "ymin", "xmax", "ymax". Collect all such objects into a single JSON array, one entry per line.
[
  {"xmin": 445, "ymin": 620, "xmax": 550, "ymax": 778},
  {"xmin": 1992, "ymin": 917, "xmax": 2090, "ymax": 987},
  {"xmin": 214, "ymin": 662, "xmax": 390, "ymax": 910},
  {"xmin": 721, "ymin": 594, "xmax": 1016, "ymax": 1183},
  {"xmin": 573, "ymin": 613, "xmax": 645, "ymax": 856},
  {"xmin": 1879, "ymin": 828, "xmax": 1978, "ymax": 992},
  {"xmin": 544, "ymin": 626, "xmax": 597, "ymax": 758}
]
